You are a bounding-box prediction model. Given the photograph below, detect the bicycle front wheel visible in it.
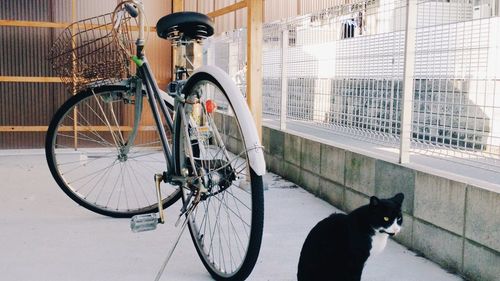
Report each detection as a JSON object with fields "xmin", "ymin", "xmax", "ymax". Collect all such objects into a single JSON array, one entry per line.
[
  {"xmin": 174, "ymin": 72, "xmax": 264, "ymax": 280},
  {"xmin": 45, "ymin": 84, "xmax": 180, "ymax": 218}
]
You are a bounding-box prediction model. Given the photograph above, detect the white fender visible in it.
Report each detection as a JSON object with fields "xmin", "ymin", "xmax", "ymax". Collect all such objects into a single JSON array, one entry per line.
[{"xmin": 192, "ymin": 65, "xmax": 266, "ymax": 176}]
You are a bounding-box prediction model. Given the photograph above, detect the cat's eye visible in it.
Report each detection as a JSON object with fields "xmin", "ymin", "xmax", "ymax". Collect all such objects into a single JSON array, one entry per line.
[{"xmin": 383, "ymin": 216, "xmax": 390, "ymax": 222}]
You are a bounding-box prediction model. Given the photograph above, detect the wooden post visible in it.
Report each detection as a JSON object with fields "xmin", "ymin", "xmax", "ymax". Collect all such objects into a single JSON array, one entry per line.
[
  {"xmin": 246, "ymin": 0, "xmax": 263, "ymax": 140},
  {"xmin": 173, "ymin": 0, "xmax": 183, "ymax": 12}
]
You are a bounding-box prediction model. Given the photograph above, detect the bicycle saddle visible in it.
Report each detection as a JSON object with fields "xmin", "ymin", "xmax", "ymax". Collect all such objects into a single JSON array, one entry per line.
[{"xmin": 156, "ymin": 12, "xmax": 214, "ymax": 42}]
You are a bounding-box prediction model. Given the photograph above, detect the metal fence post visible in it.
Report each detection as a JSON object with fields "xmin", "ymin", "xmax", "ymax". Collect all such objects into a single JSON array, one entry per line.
[
  {"xmin": 280, "ymin": 28, "xmax": 288, "ymax": 130},
  {"xmin": 400, "ymin": 0, "xmax": 417, "ymax": 164}
]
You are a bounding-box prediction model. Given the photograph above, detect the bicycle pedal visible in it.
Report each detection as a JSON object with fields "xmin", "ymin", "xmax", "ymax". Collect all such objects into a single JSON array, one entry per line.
[{"xmin": 130, "ymin": 213, "xmax": 159, "ymax": 233}]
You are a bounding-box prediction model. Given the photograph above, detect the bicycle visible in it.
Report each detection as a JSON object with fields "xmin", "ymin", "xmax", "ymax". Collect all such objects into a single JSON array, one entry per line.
[{"xmin": 45, "ymin": 1, "xmax": 266, "ymax": 280}]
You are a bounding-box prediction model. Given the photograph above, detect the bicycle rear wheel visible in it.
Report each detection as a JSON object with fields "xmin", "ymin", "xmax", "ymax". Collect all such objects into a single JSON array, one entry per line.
[
  {"xmin": 45, "ymin": 84, "xmax": 180, "ymax": 218},
  {"xmin": 174, "ymin": 72, "xmax": 264, "ymax": 280}
]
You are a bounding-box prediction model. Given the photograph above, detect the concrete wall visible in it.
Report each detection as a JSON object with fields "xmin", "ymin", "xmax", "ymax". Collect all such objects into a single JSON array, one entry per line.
[{"xmin": 262, "ymin": 126, "xmax": 500, "ymax": 281}]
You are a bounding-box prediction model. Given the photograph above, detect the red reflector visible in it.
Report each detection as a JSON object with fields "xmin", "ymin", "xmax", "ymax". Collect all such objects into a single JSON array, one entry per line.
[{"xmin": 206, "ymin": 99, "xmax": 216, "ymax": 114}]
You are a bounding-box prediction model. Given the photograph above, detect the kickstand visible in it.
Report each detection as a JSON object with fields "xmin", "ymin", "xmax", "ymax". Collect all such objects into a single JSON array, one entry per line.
[
  {"xmin": 153, "ymin": 216, "xmax": 189, "ymax": 281},
  {"xmin": 153, "ymin": 192, "xmax": 200, "ymax": 281}
]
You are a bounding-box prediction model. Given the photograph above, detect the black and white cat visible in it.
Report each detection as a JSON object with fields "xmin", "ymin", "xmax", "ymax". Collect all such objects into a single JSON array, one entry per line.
[{"xmin": 297, "ymin": 193, "xmax": 404, "ymax": 281}]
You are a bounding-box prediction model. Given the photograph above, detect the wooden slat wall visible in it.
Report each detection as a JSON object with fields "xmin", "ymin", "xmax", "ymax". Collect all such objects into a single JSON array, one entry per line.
[
  {"xmin": 75, "ymin": 0, "xmax": 117, "ymax": 20},
  {"xmin": 0, "ymin": 0, "xmax": 172, "ymax": 149}
]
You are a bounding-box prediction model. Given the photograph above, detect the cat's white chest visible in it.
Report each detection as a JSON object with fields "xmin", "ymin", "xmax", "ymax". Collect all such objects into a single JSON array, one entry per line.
[{"xmin": 370, "ymin": 232, "xmax": 388, "ymax": 256}]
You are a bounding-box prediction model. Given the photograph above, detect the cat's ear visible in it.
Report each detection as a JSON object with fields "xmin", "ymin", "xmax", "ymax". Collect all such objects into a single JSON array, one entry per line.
[
  {"xmin": 392, "ymin": 193, "xmax": 404, "ymax": 206},
  {"xmin": 369, "ymin": 196, "xmax": 380, "ymax": 207}
]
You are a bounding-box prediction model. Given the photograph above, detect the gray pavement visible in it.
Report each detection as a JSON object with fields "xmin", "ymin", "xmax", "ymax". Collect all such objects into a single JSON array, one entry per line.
[{"xmin": 0, "ymin": 152, "xmax": 464, "ymax": 281}]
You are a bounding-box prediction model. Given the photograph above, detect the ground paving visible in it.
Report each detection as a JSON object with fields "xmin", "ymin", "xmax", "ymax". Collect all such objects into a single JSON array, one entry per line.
[{"xmin": 0, "ymin": 153, "xmax": 463, "ymax": 281}]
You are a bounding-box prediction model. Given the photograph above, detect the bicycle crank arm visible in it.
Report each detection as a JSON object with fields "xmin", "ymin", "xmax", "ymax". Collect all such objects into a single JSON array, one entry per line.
[
  {"xmin": 155, "ymin": 173, "xmax": 166, "ymax": 224},
  {"xmin": 129, "ymin": 173, "xmax": 166, "ymax": 233}
]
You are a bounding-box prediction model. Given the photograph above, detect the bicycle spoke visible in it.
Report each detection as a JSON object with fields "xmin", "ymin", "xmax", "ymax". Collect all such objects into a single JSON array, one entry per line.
[
  {"xmin": 108, "ymin": 101, "xmax": 126, "ymax": 145},
  {"xmin": 56, "ymin": 132, "xmax": 113, "ymax": 147},
  {"xmin": 92, "ymin": 91, "xmax": 121, "ymax": 148},
  {"xmin": 211, "ymin": 191, "xmax": 251, "ymax": 228},
  {"xmin": 82, "ymin": 159, "xmax": 118, "ymax": 202},
  {"xmin": 102, "ymin": 163, "xmax": 122, "ymax": 208},
  {"xmin": 115, "ymin": 163, "xmax": 127, "ymax": 210},
  {"xmin": 223, "ymin": 194, "xmax": 246, "ymax": 261},
  {"xmin": 207, "ymin": 195, "xmax": 224, "ymax": 258},
  {"xmin": 128, "ymin": 157, "xmax": 164, "ymax": 173},
  {"xmin": 127, "ymin": 150, "xmax": 165, "ymax": 162},
  {"xmin": 56, "ymin": 150, "xmax": 117, "ymax": 167},
  {"xmin": 75, "ymin": 106, "xmax": 117, "ymax": 147},
  {"xmin": 222, "ymin": 194, "xmax": 242, "ymax": 271},
  {"xmin": 72, "ymin": 159, "xmax": 115, "ymax": 195},
  {"xmin": 123, "ymin": 161, "xmax": 148, "ymax": 207},
  {"xmin": 65, "ymin": 158, "xmax": 117, "ymax": 184},
  {"xmin": 133, "ymin": 140, "xmax": 163, "ymax": 147}
]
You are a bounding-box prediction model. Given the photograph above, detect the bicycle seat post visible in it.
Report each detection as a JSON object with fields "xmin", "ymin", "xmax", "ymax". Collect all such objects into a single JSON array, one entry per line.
[
  {"xmin": 174, "ymin": 42, "xmax": 191, "ymax": 80},
  {"xmin": 178, "ymin": 40, "xmax": 208, "ymax": 82}
]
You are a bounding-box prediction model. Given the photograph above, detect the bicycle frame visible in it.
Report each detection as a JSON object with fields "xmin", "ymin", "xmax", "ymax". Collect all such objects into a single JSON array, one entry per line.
[{"xmin": 138, "ymin": 60, "xmax": 177, "ymax": 175}]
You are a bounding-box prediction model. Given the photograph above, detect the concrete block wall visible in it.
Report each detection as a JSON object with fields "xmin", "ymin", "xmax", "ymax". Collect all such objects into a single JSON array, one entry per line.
[{"xmin": 262, "ymin": 126, "xmax": 500, "ymax": 281}]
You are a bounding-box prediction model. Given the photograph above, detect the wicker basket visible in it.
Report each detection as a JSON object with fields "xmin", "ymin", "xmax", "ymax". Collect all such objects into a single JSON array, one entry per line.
[{"xmin": 48, "ymin": 12, "xmax": 134, "ymax": 92}]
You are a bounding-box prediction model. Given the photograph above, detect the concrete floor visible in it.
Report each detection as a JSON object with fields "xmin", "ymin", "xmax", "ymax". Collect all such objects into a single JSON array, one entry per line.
[{"xmin": 0, "ymin": 152, "xmax": 464, "ymax": 281}]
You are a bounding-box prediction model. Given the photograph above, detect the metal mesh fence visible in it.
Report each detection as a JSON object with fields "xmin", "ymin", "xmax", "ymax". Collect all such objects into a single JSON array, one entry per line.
[
  {"xmin": 204, "ymin": 0, "xmax": 500, "ymax": 173},
  {"xmin": 412, "ymin": 0, "xmax": 500, "ymax": 171},
  {"xmin": 205, "ymin": 29, "xmax": 247, "ymax": 96}
]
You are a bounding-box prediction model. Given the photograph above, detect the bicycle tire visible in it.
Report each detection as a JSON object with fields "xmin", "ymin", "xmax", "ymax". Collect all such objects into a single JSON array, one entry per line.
[
  {"xmin": 45, "ymin": 84, "xmax": 181, "ymax": 218},
  {"xmin": 174, "ymin": 72, "xmax": 264, "ymax": 280}
]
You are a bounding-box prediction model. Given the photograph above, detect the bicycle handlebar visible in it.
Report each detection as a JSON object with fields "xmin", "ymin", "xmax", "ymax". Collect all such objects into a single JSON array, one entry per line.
[
  {"xmin": 116, "ymin": 0, "xmax": 146, "ymax": 47},
  {"xmin": 124, "ymin": 3, "xmax": 139, "ymax": 18}
]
